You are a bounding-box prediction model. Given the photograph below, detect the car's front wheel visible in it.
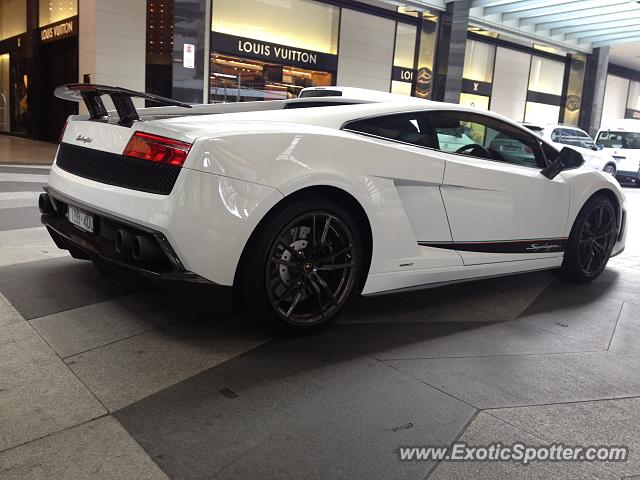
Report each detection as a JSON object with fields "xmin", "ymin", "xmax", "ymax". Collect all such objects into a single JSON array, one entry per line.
[
  {"xmin": 603, "ymin": 164, "xmax": 616, "ymax": 176},
  {"xmin": 555, "ymin": 195, "xmax": 617, "ymax": 283},
  {"xmin": 237, "ymin": 196, "xmax": 363, "ymax": 334}
]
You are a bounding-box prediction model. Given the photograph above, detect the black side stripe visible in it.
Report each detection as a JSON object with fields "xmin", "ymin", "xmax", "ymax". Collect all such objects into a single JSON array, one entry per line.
[{"xmin": 418, "ymin": 239, "xmax": 567, "ymax": 254}]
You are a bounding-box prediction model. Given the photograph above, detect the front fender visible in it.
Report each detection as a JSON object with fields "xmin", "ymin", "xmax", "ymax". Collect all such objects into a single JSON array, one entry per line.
[{"xmin": 561, "ymin": 168, "xmax": 626, "ymax": 236}]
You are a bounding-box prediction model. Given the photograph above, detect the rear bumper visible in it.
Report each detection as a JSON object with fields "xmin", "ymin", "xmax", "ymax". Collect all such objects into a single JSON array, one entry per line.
[
  {"xmin": 47, "ymin": 162, "xmax": 283, "ymax": 286},
  {"xmin": 40, "ymin": 187, "xmax": 233, "ymax": 308}
]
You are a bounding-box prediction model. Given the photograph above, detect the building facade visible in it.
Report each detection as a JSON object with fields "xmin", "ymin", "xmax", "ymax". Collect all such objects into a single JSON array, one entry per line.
[{"xmin": 0, "ymin": 0, "xmax": 639, "ymax": 141}]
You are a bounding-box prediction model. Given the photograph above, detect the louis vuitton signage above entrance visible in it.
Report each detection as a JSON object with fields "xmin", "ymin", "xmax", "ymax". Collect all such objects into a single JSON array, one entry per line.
[
  {"xmin": 392, "ymin": 66, "xmax": 415, "ymax": 83},
  {"xmin": 461, "ymin": 79, "xmax": 492, "ymax": 97},
  {"xmin": 40, "ymin": 16, "xmax": 78, "ymax": 44},
  {"xmin": 211, "ymin": 32, "xmax": 338, "ymax": 72}
]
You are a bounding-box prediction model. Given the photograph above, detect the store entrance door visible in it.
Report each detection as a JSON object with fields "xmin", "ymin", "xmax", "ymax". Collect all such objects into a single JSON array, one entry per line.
[
  {"xmin": 0, "ymin": 54, "xmax": 9, "ymax": 132},
  {"xmin": 39, "ymin": 37, "xmax": 78, "ymax": 141}
]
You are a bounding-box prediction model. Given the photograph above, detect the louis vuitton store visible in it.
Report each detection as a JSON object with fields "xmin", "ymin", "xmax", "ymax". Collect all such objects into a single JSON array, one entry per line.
[
  {"xmin": 209, "ymin": 0, "xmax": 339, "ymax": 101},
  {"xmin": 202, "ymin": 0, "xmax": 441, "ymax": 102},
  {"xmin": 0, "ymin": 0, "xmax": 78, "ymax": 140}
]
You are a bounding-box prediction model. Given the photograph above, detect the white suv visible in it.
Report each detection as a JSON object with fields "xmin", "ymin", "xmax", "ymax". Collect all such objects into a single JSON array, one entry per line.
[{"xmin": 522, "ymin": 123, "xmax": 618, "ymax": 175}]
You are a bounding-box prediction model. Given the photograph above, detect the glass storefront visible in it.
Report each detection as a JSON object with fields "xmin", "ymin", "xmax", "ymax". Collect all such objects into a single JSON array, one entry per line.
[
  {"xmin": 391, "ymin": 22, "xmax": 417, "ymax": 96},
  {"xmin": 389, "ymin": 9, "xmax": 438, "ymax": 99},
  {"xmin": 459, "ymin": 92, "xmax": 489, "ymax": 111},
  {"xmin": 463, "ymin": 40, "xmax": 495, "ymax": 84},
  {"xmin": 0, "ymin": 54, "xmax": 9, "ymax": 132},
  {"xmin": 39, "ymin": 0, "xmax": 77, "ymax": 27},
  {"xmin": 210, "ymin": 0, "xmax": 339, "ymax": 102},
  {"xmin": 210, "ymin": 54, "xmax": 332, "ymax": 102},
  {"xmin": 0, "ymin": 0, "xmax": 29, "ymax": 135},
  {"xmin": 0, "ymin": 0, "xmax": 26, "ymax": 40},
  {"xmin": 525, "ymin": 56, "xmax": 564, "ymax": 124},
  {"xmin": 627, "ymin": 81, "xmax": 640, "ymax": 119},
  {"xmin": 460, "ymin": 39, "xmax": 495, "ymax": 110}
]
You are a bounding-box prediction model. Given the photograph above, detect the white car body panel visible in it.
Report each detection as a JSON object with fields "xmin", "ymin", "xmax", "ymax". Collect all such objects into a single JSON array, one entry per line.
[
  {"xmin": 49, "ymin": 95, "xmax": 627, "ymax": 296},
  {"xmin": 440, "ymin": 153, "xmax": 570, "ymax": 265}
]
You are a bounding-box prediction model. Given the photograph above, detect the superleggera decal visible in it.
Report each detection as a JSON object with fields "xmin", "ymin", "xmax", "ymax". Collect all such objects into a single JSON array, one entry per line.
[{"xmin": 418, "ymin": 239, "xmax": 567, "ymax": 254}]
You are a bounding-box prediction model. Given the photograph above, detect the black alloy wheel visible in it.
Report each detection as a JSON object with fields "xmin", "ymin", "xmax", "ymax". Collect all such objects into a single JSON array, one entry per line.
[
  {"xmin": 237, "ymin": 196, "xmax": 363, "ymax": 334},
  {"xmin": 266, "ymin": 211, "xmax": 358, "ymax": 326},
  {"xmin": 577, "ymin": 204, "xmax": 617, "ymax": 277},
  {"xmin": 556, "ymin": 194, "xmax": 617, "ymax": 282}
]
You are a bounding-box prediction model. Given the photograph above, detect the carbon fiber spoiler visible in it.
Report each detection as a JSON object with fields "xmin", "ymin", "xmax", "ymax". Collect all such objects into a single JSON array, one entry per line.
[{"xmin": 54, "ymin": 84, "xmax": 192, "ymax": 126}]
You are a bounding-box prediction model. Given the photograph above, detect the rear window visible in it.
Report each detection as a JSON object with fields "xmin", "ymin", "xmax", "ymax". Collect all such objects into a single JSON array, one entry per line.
[
  {"xmin": 284, "ymin": 101, "xmax": 358, "ymax": 109},
  {"xmin": 344, "ymin": 112, "xmax": 437, "ymax": 148},
  {"xmin": 299, "ymin": 89, "xmax": 343, "ymax": 98},
  {"xmin": 596, "ymin": 131, "xmax": 640, "ymax": 149}
]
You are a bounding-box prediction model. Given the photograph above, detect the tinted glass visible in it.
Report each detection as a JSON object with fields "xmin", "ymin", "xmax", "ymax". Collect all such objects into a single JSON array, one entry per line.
[
  {"xmin": 429, "ymin": 111, "xmax": 543, "ymax": 168},
  {"xmin": 560, "ymin": 128, "xmax": 594, "ymax": 149},
  {"xmin": 345, "ymin": 113, "xmax": 437, "ymax": 148},
  {"xmin": 596, "ymin": 131, "xmax": 640, "ymax": 149}
]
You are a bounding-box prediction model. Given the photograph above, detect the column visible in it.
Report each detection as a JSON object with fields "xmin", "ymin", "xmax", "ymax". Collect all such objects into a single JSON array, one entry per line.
[
  {"xmin": 579, "ymin": 46, "xmax": 609, "ymax": 137},
  {"xmin": 432, "ymin": 0, "xmax": 470, "ymax": 104},
  {"xmin": 172, "ymin": 0, "xmax": 209, "ymax": 104},
  {"xmin": 78, "ymin": 0, "xmax": 146, "ymax": 108}
]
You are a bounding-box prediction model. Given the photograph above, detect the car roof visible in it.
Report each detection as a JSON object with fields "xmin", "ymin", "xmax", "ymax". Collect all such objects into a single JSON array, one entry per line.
[
  {"xmin": 153, "ymin": 98, "xmax": 530, "ymax": 134},
  {"xmin": 598, "ymin": 119, "xmax": 640, "ymax": 132}
]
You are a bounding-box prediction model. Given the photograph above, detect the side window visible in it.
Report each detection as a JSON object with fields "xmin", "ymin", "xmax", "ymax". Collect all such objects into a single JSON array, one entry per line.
[
  {"xmin": 344, "ymin": 113, "xmax": 437, "ymax": 148},
  {"xmin": 428, "ymin": 111, "xmax": 544, "ymax": 168},
  {"xmin": 564, "ymin": 128, "xmax": 595, "ymax": 149},
  {"xmin": 574, "ymin": 129, "xmax": 591, "ymax": 139},
  {"xmin": 560, "ymin": 128, "xmax": 582, "ymax": 147}
]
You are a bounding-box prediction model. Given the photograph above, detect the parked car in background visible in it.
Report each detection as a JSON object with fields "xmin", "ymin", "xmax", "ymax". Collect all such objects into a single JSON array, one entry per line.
[
  {"xmin": 596, "ymin": 119, "xmax": 640, "ymax": 187},
  {"xmin": 522, "ymin": 123, "xmax": 618, "ymax": 176}
]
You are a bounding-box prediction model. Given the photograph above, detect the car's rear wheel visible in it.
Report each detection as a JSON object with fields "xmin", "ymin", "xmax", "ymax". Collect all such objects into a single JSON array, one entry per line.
[
  {"xmin": 555, "ymin": 195, "xmax": 617, "ymax": 283},
  {"xmin": 237, "ymin": 196, "xmax": 363, "ymax": 334},
  {"xmin": 603, "ymin": 164, "xmax": 616, "ymax": 176}
]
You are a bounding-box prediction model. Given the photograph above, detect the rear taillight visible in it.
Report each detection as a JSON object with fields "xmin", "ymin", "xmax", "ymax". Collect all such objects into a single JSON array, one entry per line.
[{"xmin": 123, "ymin": 132, "xmax": 192, "ymax": 167}]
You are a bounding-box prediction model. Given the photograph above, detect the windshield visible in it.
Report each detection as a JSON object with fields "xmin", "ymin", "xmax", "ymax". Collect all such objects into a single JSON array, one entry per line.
[{"xmin": 596, "ymin": 131, "xmax": 640, "ymax": 149}]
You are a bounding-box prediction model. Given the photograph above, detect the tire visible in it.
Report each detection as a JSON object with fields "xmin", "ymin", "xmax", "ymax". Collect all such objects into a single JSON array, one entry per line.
[
  {"xmin": 236, "ymin": 195, "xmax": 364, "ymax": 335},
  {"xmin": 555, "ymin": 195, "xmax": 617, "ymax": 283},
  {"xmin": 603, "ymin": 164, "xmax": 616, "ymax": 176}
]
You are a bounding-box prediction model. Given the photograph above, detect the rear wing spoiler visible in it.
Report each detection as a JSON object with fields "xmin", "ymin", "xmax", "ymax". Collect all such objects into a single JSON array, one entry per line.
[{"xmin": 54, "ymin": 84, "xmax": 192, "ymax": 126}]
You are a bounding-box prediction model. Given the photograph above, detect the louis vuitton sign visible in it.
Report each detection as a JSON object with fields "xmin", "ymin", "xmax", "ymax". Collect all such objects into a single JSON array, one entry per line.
[
  {"xmin": 211, "ymin": 32, "xmax": 338, "ymax": 72},
  {"xmin": 40, "ymin": 16, "xmax": 78, "ymax": 44}
]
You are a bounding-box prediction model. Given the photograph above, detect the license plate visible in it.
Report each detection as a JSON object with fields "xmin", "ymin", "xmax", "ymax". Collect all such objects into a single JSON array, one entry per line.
[{"xmin": 67, "ymin": 205, "xmax": 94, "ymax": 233}]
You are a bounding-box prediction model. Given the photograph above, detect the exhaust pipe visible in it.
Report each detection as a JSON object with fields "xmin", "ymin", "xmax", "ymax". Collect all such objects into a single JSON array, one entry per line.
[
  {"xmin": 38, "ymin": 193, "xmax": 55, "ymax": 213},
  {"xmin": 115, "ymin": 229, "xmax": 133, "ymax": 255},
  {"xmin": 131, "ymin": 235, "xmax": 163, "ymax": 263}
]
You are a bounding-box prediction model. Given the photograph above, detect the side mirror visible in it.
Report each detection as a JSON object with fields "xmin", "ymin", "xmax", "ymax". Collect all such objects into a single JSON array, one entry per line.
[{"xmin": 541, "ymin": 147, "xmax": 585, "ymax": 180}]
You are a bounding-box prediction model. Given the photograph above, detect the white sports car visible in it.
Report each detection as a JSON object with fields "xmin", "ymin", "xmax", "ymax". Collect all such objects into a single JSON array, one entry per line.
[{"xmin": 40, "ymin": 85, "xmax": 627, "ymax": 333}]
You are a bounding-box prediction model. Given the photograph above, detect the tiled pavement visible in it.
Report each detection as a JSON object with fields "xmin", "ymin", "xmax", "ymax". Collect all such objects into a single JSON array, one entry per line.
[{"xmin": 1, "ymin": 152, "xmax": 640, "ymax": 479}]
